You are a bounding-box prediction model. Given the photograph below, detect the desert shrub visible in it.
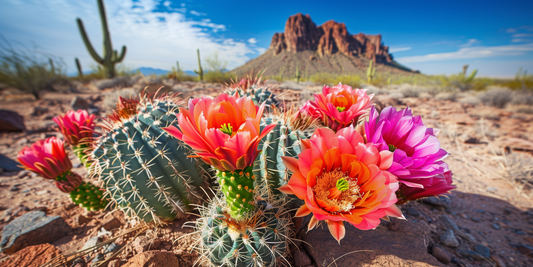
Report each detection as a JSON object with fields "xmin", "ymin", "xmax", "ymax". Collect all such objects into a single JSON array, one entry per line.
[
  {"xmin": 510, "ymin": 89, "xmax": 533, "ymax": 106},
  {"xmin": 0, "ymin": 38, "xmax": 64, "ymax": 99},
  {"xmin": 434, "ymin": 92, "xmax": 457, "ymax": 101},
  {"xmin": 478, "ymin": 87, "xmax": 513, "ymax": 108}
]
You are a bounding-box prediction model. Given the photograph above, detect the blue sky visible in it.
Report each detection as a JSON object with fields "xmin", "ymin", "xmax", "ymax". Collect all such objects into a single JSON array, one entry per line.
[{"xmin": 1, "ymin": 0, "xmax": 532, "ymax": 77}]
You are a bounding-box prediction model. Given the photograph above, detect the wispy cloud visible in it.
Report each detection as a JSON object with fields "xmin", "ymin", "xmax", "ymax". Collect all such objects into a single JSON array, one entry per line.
[
  {"xmin": 512, "ymin": 38, "xmax": 532, "ymax": 43},
  {"xmin": 248, "ymin": 38, "xmax": 257, "ymax": 44},
  {"xmin": 396, "ymin": 42, "xmax": 533, "ymax": 63},
  {"xmin": 506, "ymin": 25, "xmax": 533, "ymax": 33},
  {"xmin": 459, "ymin": 38, "xmax": 479, "ymax": 47},
  {"xmin": 389, "ymin": 46, "xmax": 411, "ymax": 53},
  {"xmin": 0, "ymin": 0, "xmax": 258, "ymax": 71},
  {"xmin": 190, "ymin": 10, "xmax": 206, "ymax": 16},
  {"xmin": 512, "ymin": 33, "xmax": 533, "ymax": 38}
]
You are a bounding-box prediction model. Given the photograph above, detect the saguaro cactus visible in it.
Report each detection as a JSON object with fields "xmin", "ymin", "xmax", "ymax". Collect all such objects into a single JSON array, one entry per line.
[
  {"xmin": 194, "ymin": 49, "xmax": 204, "ymax": 81},
  {"xmin": 76, "ymin": 0, "xmax": 126, "ymax": 78},
  {"xmin": 295, "ymin": 63, "xmax": 301, "ymax": 83},
  {"xmin": 75, "ymin": 58, "xmax": 83, "ymax": 77},
  {"xmin": 367, "ymin": 59, "xmax": 376, "ymax": 83}
]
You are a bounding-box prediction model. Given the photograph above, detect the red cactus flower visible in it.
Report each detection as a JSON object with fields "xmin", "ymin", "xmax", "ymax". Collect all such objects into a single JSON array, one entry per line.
[
  {"xmin": 279, "ymin": 127, "xmax": 403, "ymax": 243},
  {"xmin": 300, "ymin": 83, "xmax": 374, "ymax": 132},
  {"xmin": 163, "ymin": 93, "xmax": 275, "ymax": 171},
  {"xmin": 396, "ymin": 171, "xmax": 454, "ymax": 205},
  {"xmin": 53, "ymin": 110, "xmax": 96, "ymax": 146}
]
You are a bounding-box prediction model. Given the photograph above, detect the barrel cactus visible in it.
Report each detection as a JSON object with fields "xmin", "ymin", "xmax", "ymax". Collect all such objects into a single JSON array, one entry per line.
[
  {"xmin": 225, "ymin": 78, "xmax": 280, "ymax": 110},
  {"xmin": 195, "ymin": 193, "xmax": 292, "ymax": 267},
  {"xmin": 90, "ymin": 94, "xmax": 210, "ymax": 224},
  {"xmin": 253, "ymin": 108, "xmax": 317, "ymax": 197}
]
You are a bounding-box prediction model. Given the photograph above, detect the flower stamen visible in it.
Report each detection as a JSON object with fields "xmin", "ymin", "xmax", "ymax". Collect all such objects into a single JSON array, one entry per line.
[{"xmin": 220, "ymin": 123, "xmax": 233, "ymax": 136}]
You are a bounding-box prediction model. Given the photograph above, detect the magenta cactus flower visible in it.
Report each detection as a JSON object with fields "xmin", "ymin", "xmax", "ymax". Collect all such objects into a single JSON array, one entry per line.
[{"xmin": 365, "ymin": 106, "xmax": 454, "ymax": 201}]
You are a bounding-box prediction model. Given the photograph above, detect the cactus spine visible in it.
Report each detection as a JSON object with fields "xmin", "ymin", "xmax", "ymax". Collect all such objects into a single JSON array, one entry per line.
[
  {"xmin": 75, "ymin": 58, "xmax": 83, "ymax": 77},
  {"xmin": 76, "ymin": 0, "xmax": 126, "ymax": 78},
  {"xmin": 367, "ymin": 59, "xmax": 376, "ymax": 83},
  {"xmin": 194, "ymin": 49, "xmax": 204, "ymax": 81},
  {"xmin": 90, "ymin": 94, "xmax": 209, "ymax": 224}
]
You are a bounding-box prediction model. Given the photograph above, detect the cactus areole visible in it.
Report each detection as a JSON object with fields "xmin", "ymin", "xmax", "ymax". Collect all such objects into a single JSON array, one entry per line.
[
  {"xmin": 216, "ymin": 166, "xmax": 255, "ymax": 219},
  {"xmin": 76, "ymin": 0, "xmax": 126, "ymax": 78}
]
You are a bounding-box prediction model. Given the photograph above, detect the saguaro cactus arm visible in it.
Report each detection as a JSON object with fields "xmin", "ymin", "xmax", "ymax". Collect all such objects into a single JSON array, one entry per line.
[{"xmin": 76, "ymin": 18, "xmax": 104, "ymax": 64}]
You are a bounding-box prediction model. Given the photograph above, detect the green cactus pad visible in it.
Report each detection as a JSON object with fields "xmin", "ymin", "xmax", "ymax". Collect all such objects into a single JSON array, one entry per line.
[
  {"xmin": 90, "ymin": 96, "xmax": 209, "ymax": 224},
  {"xmin": 73, "ymin": 144, "xmax": 91, "ymax": 168},
  {"xmin": 217, "ymin": 166, "xmax": 255, "ymax": 219},
  {"xmin": 197, "ymin": 197, "xmax": 291, "ymax": 267},
  {"xmin": 70, "ymin": 182, "xmax": 108, "ymax": 211}
]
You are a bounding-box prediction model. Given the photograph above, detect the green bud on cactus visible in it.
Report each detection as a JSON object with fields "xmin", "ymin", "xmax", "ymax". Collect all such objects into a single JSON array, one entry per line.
[
  {"xmin": 216, "ymin": 166, "xmax": 255, "ymax": 219},
  {"xmin": 90, "ymin": 94, "xmax": 210, "ymax": 224},
  {"xmin": 70, "ymin": 182, "xmax": 108, "ymax": 211}
]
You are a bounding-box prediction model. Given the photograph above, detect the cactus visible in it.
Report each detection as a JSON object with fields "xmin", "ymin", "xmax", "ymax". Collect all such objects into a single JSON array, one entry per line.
[
  {"xmin": 76, "ymin": 0, "xmax": 126, "ymax": 78},
  {"xmin": 216, "ymin": 166, "xmax": 255, "ymax": 219},
  {"xmin": 75, "ymin": 58, "xmax": 83, "ymax": 77},
  {"xmin": 224, "ymin": 78, "xmax": 281, "ymax": 111},
  {"xmin": 194, "ymin": 193, "xmax": 292, "ymax": 267},
  {"xmin": 70, "ymin": 182, "xmax": 108, "ymax": 211},
  {"xmin": 194, "ymin": 49, "xmax": 204, "ymax": 81},
  {"xmin": 90, "ymin": 93, "xmax": 209, "ymax": 224},
  {"xmin": 295, "ymin": 63, "xmax": 301, "ymax": 84},
  {"xmin": 367, "ymin": 59, "xmax": 376, "ymax": 83}
]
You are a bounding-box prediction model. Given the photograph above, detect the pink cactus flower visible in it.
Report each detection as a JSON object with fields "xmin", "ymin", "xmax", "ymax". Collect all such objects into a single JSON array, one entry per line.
[
  {"xmin": 279, "ymin": 127, "xmax": 403, "ymax": 243},
  {"xmin": 163, "ymin": 93, "xmax": 275, "ymax": 171},
  {"xmin": 17, "ymin": 137, "xmax": 82, "ymax": 192},
  {"xmin": 365, "ymin": 106, "xmax": 454, "ymax": 199},
  {"xmin": 299, "ymin": 83, "xmax": 374, "ymax": 132},
  {"xmin": 53, "ymin": 110, "xmax": 96, "ymax": 146}
]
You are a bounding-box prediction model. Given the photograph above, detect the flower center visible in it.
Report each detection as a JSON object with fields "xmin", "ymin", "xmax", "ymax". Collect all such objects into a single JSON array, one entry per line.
[
  {"xmin": 388, "ymin": 144, "xmax": 396, "ymax": 152},
  {"xmin": 336, "ymin": 106, "xmax": 346, "ymax": 112},
  {"xmin": 220, "ymin": 123, "xmax": 233, "ymax": 136},
  {"xmin": 313, "ymin": 169, "xmax": 361, "ymax": 213}
]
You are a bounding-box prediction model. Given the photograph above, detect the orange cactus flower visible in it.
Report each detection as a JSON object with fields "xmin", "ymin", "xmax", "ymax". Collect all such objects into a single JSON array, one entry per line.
[
  {"xmin": 53, "ymin": 110, "xmax": 96, "ymax": 146},
  {"xmin": 300, "ymin": 83, "xmax": 374, "ymax": 132},
  {"xmin": 279, "ymin": 127, "xmax": 404, "ymax": 243},
  {"xmin": 163, "ymin": 93, "xmax": 275, "ymax": 171}
]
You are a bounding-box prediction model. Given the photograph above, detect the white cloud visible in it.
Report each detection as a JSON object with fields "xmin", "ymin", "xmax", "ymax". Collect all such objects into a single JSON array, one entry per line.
[
  {"xmin": 459, "ymin": 38, "xmax": 479, "ymax": 47},
  {"xmin": 396, "ymin": 42, "xmax": 533, "ymax": 63},
  {"xmin": 512, "ymin": 38, "xmax": 532, "ymax": 43},
  {"xmin": 190, "ymin": 10, "xmax": 206, "ymax": 16},
  {"xmin": 256, "ymin": 47, "xmax": 267, "ymax": 54},
  {"xmin": 512, "ymin": 33, "xmax": 533, "ymax": 38},
  {"xmin": 506, "ymin": 26, "xmax": 533, "ymax": 33},
  {"xmin": 0, "ymin": 0, "xmax": 258, "ymax": 72},
  {"xmin": 248, "ymin": 38, "xmax": 257, "ymax": 44},
  {"xmin": 389, "ymin": 46, "xmax": 411, "ymax": 53}
]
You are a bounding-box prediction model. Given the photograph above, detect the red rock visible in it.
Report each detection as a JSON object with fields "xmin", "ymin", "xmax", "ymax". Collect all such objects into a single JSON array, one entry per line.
[
  {"xmin": 0, "ymin": 243, "xmax": 61, "ymax": 267},
  {"xmin": 122, "ymin": 251, "xmax": 179, "ymax": 267},
  {"xmin": 0, "ymin": 109, "xmax": 25, "ymax": 132},
  {"xmin": 269, "ymin": 13, "xmax": 393, "ymax": 63}
]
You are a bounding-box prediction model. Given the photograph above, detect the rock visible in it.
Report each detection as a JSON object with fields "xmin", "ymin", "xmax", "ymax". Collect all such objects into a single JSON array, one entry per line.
[
  {"xmin": 108, "ymin": 259, "xmax": 122, "ymax": 267},
  {"xmin": 0, "ymin": 211, "xmax": 71, "ymax": 254},
  {"xmin": 439, "ymin": 215, "xmax": 476, "ymax": 242},
  {"xmin": 269, "ymin": 14, "xmax": 393, "ymax": 63},
  {"xmin": 457, "ymin": 250, "xmax": 487, "ymax": 260},
  {"xmin": 422, "ymin": 196, "xmax": 451, "ymax": 208},
  {"xmin": 430, "ymin": 246, "xmax": 451, "ymax": 264},
  {"xmin": 491, "ymin": 256, "xmax": 506, "ymax": 267},
  {"xmin": 516, "ymin": 244, "xmax": 533, "ymax": 258},
  {"xmin": 122, "ymin": 251, "xmax": 179, "ymax": 267},
  {"xmin": 302, "ymin": 218, "xmax": 442, "ymax": 266},
  {"xmin": 440, "ymin": 230, "xmax": 459, "ymax": 248},
  {"xmin": 407, "ymin": 208, "xmax": 420, "ymax": 217},
  {"xmin": 81, "ymin": 236, "xmax": 99, "ymax": 251},
  {"xmin": 92, "ymin": 77, "xmax": 133, "ymax": 90},
  {"xmin": 71, "ymin": 96, "xmax": 90, "ymax": 111},
  {"xmin": 293, "ymin": 250, "xmax": 312, "ymax": 266},
  {"xmin": 30, "ymin": 106, "xmax": 48, "ymax": 116},
  {"xmin": 101, "ymin": 215, "xmax": 123, "ymax": 231},
  {"xmin": 0, "ymin": 243, "xmax": 61, "ymax": 267},
  {"xmin": 0, "ymin": 109, "xmax": 25, "ymax": 132},
  {"xmin": 132, "ymin": 236, "xmax": 152, "ymax": 255},
  {"xmin": 471, "ymin": 217, "xmax": 480, "ymax": 222},
  {"xmin": 73, "ymin": 214, "xmax": 90, "ymax": 226},
  {"xmin": 387, "ymin": 218, "xmax": 400, "ymax": 231},
  {"xmin": 492, "ymin": 223, "xmax": 501, "ymax": 230},
  {"xmin": 474, "ymin": 244, "xmax": 490, "ymax": 259}
]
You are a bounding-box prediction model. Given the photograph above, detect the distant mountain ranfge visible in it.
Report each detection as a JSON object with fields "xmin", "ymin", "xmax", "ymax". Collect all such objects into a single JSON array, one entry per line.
[{"xmin": 233, "ymin": 13, "xmax": 415, "ymax": 77}]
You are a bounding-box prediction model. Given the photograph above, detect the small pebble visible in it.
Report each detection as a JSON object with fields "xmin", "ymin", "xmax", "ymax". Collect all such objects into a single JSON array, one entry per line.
[
  {"xmin": 492, "ymin": 223, "xmax": 501, "ymax": 230},
  {"xmin": 471, "ymin": 217, "xmax": 480, "ymax": 222},
  {"xmin": 440, "ymin": 230, "xmax": 459, "ymax": 248},
  {"xmin": 474, "ymin": 244, "xmax": 490, "ymax": 258}
]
